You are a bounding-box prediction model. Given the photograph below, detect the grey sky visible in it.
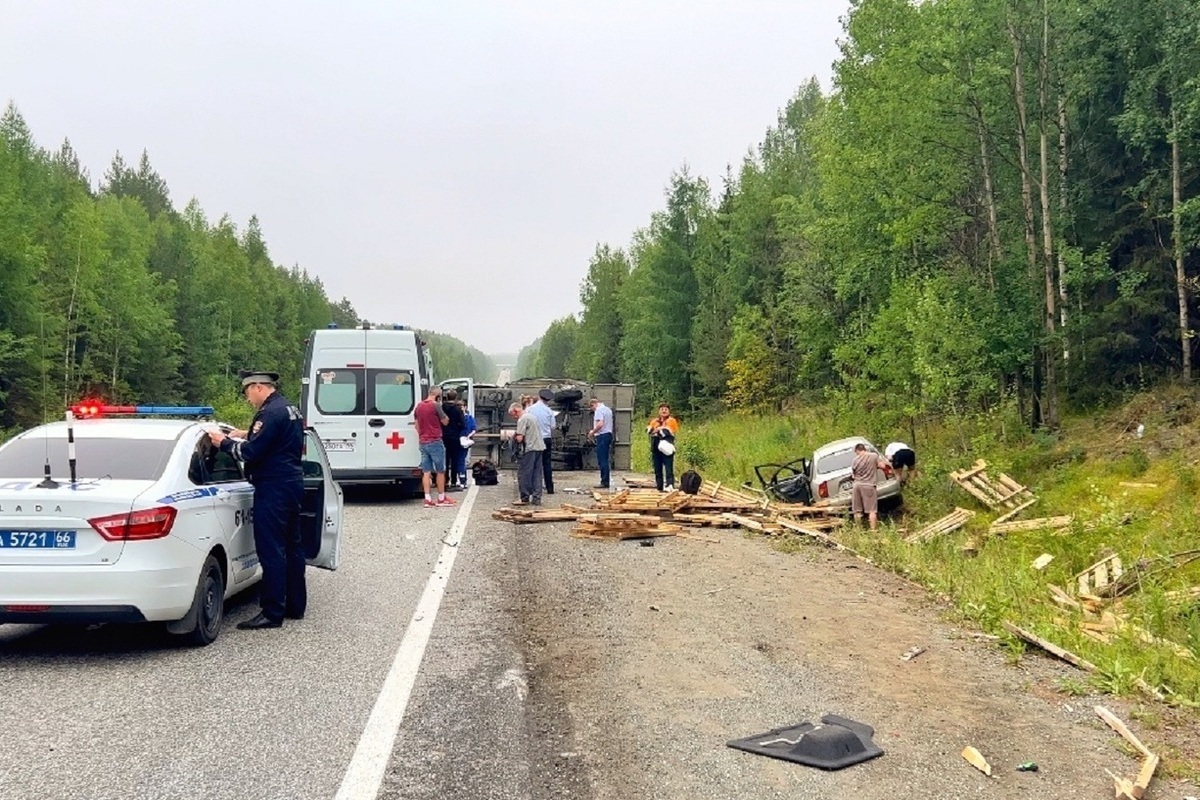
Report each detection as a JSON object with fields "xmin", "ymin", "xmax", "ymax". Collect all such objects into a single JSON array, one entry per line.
[{"xmin": 3, "ymin": 1, "xmax": 848, "ymax": 354}]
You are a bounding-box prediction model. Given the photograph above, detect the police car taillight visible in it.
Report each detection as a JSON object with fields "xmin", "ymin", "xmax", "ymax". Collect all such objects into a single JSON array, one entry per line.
[{"xmin": 89, "ymin": 506, "xmax": 178, "ymax": 541}]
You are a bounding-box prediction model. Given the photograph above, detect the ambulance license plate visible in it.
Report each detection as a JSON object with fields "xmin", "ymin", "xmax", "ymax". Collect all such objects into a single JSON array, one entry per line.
[
  {"xmin": 323, "ymin": 440, "xmax": 356, "ymax": 452},
  {"xmin": 0, "ymin": 530, "xmax": 76, "ymax": 549}
]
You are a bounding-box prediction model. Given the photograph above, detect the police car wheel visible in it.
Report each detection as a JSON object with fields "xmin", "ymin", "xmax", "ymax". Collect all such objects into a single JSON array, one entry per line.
[{"xmin": 182, "ymin": 555, "xmax": 225, "ymax": 647}]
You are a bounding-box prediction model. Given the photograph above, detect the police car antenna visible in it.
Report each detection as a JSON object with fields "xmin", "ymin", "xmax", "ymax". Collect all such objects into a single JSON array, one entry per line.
[
  {"xmin": 66, "ymin": 409, "xmax": 78, "ymax": 484},
  {"xmin": 35, "ymin": 316, "xmax": 59, "ymax": 489}
]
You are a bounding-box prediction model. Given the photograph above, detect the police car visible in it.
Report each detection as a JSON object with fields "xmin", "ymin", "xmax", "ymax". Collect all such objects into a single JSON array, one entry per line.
[{"xmin": 0, "ymin": 405, "xmax": 343, "ymax": 645}]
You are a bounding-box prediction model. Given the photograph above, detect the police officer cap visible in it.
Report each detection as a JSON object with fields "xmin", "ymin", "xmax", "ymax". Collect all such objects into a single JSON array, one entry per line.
[
  {"xmin": 238, "ymin": 369, "xmax": 280, "ymax": 387},
  {"xmin": 538, "ymin": 388, "xmax": 554, "ymax": 402}
]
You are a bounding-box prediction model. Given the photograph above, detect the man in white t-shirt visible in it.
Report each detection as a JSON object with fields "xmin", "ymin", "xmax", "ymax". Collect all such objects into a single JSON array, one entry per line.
[{"xmin": 885, "ymin": 441, "xmax": 917, "ymax": 482}]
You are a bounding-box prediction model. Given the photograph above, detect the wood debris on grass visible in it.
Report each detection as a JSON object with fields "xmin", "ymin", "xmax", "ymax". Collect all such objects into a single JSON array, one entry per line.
[
  {"xmin": 989, "ymin": 515, "xmax": 1073, "ymax": 535},
  {"xmin": 950, "ymin": 459, "xmax": 1036, "ymax": 512},
  {"xmin": 1002, "ymin": 620, "xmax": 1099, "ymax": 672},
  {"xmin": 904, "ymin": 507, "xmax": 975, "ymax": 543},
  {"xmin": 1032, "ymin": 553, "xmax": 1055, "ymax": 570}
]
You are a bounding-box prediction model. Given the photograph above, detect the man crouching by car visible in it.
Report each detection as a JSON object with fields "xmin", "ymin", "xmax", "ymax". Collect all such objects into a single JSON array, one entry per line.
[{"xmin": 850, "ymin": 443, "xmax": 889, "ymax": 531}]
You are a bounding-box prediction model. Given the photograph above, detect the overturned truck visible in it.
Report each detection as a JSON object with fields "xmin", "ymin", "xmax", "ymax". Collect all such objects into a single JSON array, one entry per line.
[{"xmin": 464, "ymin": 379, "xmax": 635, "ymax": 471}]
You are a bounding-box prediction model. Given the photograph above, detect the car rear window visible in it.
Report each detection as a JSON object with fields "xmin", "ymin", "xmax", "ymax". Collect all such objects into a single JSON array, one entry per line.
[
  {"xmin": 815, "ymin": 449, "xmax": 856, "ymax": 474},
  {"xmin": 0, "ymin": 437, "xmax": 175, "ymax": 480}
]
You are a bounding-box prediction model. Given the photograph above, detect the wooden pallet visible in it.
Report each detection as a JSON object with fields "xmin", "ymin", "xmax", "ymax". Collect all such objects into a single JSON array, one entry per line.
[
  {"xmin": 905, "ymin": 507, "xmax": 975, "ymax": 543},
  {"xmin": 1075, "ymin": 553, "xmax": 1123, "ymax": 597},
  {"xmin": 989, "ymin": 515, "xmax": 1073, "ymax": 535},
  {"xmin": 950, "ymin": 459, "xmax": 1035, "ymax": 511}
]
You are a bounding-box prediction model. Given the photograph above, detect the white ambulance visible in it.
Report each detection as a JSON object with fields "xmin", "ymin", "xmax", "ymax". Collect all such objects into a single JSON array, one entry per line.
[{"xmin": 300, "ymin": 325, "xmax": 472, "ymax": 488}]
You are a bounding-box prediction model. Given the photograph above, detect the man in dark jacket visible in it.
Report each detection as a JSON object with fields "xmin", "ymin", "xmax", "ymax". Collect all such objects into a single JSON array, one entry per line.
[
  {"xmin": 441, "ymin": 389, "xmax": 466, "ymax": 490},
  {"xmin": 208, "ymin": 370, "xmax": 305, "ymax": 630}
]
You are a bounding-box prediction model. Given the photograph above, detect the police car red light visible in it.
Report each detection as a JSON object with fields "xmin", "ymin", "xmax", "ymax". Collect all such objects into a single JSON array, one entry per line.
[{"xmin": 89, "ymin": 506, "xmax": 178, "ymax": 541}]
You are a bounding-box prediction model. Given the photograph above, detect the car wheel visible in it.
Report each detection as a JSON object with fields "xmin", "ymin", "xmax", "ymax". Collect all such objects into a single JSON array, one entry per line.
[{"xmin": 183, "ymin": 554, "xmax": 225, "ymax": 647}]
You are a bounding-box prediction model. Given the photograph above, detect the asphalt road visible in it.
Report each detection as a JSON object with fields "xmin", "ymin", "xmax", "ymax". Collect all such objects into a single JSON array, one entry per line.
[{"xmin": 0, "ymin": 483, "xmax": 525, "ymax": 800}]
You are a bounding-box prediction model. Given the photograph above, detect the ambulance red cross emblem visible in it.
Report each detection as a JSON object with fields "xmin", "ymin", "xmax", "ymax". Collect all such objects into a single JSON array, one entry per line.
[{"xmin": 386, "ymin": 431, "xmax": 404, "ymax": 449}]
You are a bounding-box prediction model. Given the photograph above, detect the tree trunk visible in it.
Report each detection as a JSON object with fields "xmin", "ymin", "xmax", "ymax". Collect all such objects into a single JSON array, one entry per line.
[
  {"xmin": 1007, "ymin": 14, "xmax": 1048, "ymax": 428},
  {"xmin": 972, "ymin": 93, "xmax": 1001, "ymax": 290},
  {"xmin": 1172, "ymin": 105, "xmax": 1192, "ymax": 381},
  {"xmin": 1036, "ymin": 0, "xmax": 1059, "ymax": 429},
  {"xmin": 1057, "ymin": 92, "xmax": 1069, "ymax": 362}
]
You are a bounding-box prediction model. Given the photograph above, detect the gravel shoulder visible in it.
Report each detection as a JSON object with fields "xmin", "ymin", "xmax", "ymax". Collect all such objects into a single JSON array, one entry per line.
[{"xmin": 502, "ymin": 474, "xmax": 1196, "ymax": 799}]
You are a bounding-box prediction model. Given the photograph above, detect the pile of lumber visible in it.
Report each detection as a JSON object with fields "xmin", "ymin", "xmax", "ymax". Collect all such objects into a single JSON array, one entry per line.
[
  {"xmin": 572, "ymin": 513, "xmax": 682, "ymax": 540},
  {"xmin": 493, "ymin": 484, "xmax": 846, "ymax": 544}
]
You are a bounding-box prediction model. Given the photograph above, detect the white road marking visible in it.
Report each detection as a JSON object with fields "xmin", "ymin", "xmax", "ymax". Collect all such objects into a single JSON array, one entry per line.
[{"xmin": 334, "ymin": 486, "xmax": 478, "ymax": 800}]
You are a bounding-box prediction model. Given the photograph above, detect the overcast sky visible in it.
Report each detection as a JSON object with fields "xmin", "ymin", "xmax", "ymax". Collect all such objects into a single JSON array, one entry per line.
[{"xmin": 2, "ymin": 1, "xmax": 848, "ymax": 355}]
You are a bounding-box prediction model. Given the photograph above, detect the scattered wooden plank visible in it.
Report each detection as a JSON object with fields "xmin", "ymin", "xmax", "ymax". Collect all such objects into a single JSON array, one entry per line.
[
  {"xmin": 905, "ymin": 507, "xmax": 975, "ymax": 543},
  {"xmin": 991, "ymin": 497, "xmax": 1038, "ymax": 525},
  {"xmin": 1002, "ymin": 621, "xmax": 1098, "ymax": 672},
  {"xmin": 1032, "ymin": 553, "xmax": 1055, "ymax": 570},
  {"xmin": 1095, "ymin": 706, "xmax": 1156, "ymax": 800},
  {"xmin": 1119, "ymin": 481, "xmax": 1158, "ymax": 489},
  {"xmin": 990, "ymin": 515, "xmax": 1073, "ymax": 535},
  {"xmin": 960, "ymin": 745, "xmax": 992, "ymax": 777},
  {"xmin": 1048, "ymin": 584, "xmax": 1081, "ymax": 610}
]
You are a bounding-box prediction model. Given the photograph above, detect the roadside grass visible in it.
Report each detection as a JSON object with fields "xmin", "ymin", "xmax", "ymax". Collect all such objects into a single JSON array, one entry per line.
[{"xmin": 653, "ymin": 388, "xmax": 1200, "ymax": 709}]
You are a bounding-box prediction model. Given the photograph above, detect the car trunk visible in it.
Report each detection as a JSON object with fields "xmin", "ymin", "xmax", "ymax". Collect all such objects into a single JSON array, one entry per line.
[{"xmin": 0, "ymin": 481, "xmax": 152, "ymax": 566}]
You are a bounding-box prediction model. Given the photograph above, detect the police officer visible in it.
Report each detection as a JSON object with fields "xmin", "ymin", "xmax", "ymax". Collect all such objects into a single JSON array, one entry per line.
[{"xmin": 208, "ymin": 370, "xmax": 305, "ymax": 630}]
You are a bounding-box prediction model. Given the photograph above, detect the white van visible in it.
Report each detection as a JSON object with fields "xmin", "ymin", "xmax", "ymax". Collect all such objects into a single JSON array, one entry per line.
[{"xmin": 300, "ymin": 325, "xmax": 474, "ymax": 488}]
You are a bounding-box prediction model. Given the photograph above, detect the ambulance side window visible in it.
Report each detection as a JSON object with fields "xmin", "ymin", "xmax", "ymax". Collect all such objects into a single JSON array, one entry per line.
[
  {"xmin": 371, "ymin": 369, "xmax": 415, "ymax": 415},
  {"xmin": 315, "ymin": 369, "xmax": 363, "ymax": 415}
]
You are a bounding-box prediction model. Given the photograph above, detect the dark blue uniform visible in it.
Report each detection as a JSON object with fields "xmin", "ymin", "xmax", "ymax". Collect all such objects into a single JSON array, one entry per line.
[{"xmin": 220, "ymin": 390, "xmax": 306, "ymax": 623}]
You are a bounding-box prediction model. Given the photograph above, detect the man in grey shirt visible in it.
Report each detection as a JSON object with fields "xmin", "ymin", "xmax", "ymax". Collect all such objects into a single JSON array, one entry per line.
[
  {"xmin": 528, "ymin": 389, "xmax": 557, "ymax": 494},
  {"xmin": 850, "ymin": 443, "xmax": 888, "ymax": 531},
  {"xmin": 587, "ymin": 397, "xmax": 615, "ymax": 489},
  {"xmin": 509, "ymin": 402, "xmax": 546, "ymax": 505}
]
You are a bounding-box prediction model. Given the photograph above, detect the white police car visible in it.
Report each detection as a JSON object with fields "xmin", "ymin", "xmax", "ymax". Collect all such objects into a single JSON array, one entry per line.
[{"xmin": 0, "ymin": 405, "xmax": 343, "ymax": 645}]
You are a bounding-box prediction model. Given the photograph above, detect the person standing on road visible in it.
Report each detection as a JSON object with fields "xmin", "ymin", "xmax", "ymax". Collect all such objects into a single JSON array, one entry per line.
[
  {"xmin": 509, "ymin": 402, "xmax": 545, "ymax": 505},
  {"xmin": 528, "ymin": 388, "xmax": 557, "ymax": 495},
  {"xmin": 441, "ymin": 389, "xmax": 465, "ymax": 491},
  {"xmin": 208, "ymin": 370, "xmax": 305, "ymax": 631},
  {"xmin": 457, "ymin": 399, "xmax": 476, "ymax": 488},
  {"xmin": 587, "ymin": 397, "xmax": 614, "ymax": 489},
  {"xmin": 647, "ymin": 403, "xmax": 680, "ymax": 492},
  {"xmin": 415, "ymin": 386, "xmax": 455, "ymax": 508},
  {"xmin": 885, "ymin": 441, "xmax": 917, "ymax": 483},
  {"xmin": 850, "ymin": 443, "xmax": 889, "ymax": 531}
]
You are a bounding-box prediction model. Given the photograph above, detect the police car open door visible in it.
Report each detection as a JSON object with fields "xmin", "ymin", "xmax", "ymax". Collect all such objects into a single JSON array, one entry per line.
[{"xmin": 300, "ymin": 429, "xmax": 343, "ymax": 570}]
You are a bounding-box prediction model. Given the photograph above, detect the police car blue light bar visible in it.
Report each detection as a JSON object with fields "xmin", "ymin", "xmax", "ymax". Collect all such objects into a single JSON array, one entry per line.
[{"xmin": 70, "ymin": 404, "xmax": 215, "ymax": 418}]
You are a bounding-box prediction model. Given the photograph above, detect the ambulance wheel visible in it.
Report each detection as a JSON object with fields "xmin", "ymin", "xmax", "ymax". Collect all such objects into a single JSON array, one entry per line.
[{"xmin": 183, "ymin": 555, "xmax": 225, "ymax": 646}]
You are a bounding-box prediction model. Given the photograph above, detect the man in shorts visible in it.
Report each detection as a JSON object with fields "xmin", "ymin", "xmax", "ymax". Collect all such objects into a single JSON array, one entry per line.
[
  {"xmin": 415, "ymin": 386, "xmax": 455, "ymax": 508},
  {"xmin": 885, "ymin": 441, "xmax": 917, "ymax": 482},
  {"xmin": 850, "ymin": 443, "xmax": 889, "ymax": 530}
]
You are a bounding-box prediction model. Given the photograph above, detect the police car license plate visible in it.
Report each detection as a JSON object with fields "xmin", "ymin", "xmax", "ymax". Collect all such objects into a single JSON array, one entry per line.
[
  {"xmin": 323, "ymin": 439, "xmax": 355, "ymax": 452},
  {"xmin": 0, "ymin": 530, "xmax": 76, "ymax": 549}
]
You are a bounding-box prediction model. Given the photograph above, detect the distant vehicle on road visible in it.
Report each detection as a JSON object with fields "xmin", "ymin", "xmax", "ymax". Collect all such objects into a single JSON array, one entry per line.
[{"xmin": 0, "ymin": 409, "xmax": 342, "ymax": 645}]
